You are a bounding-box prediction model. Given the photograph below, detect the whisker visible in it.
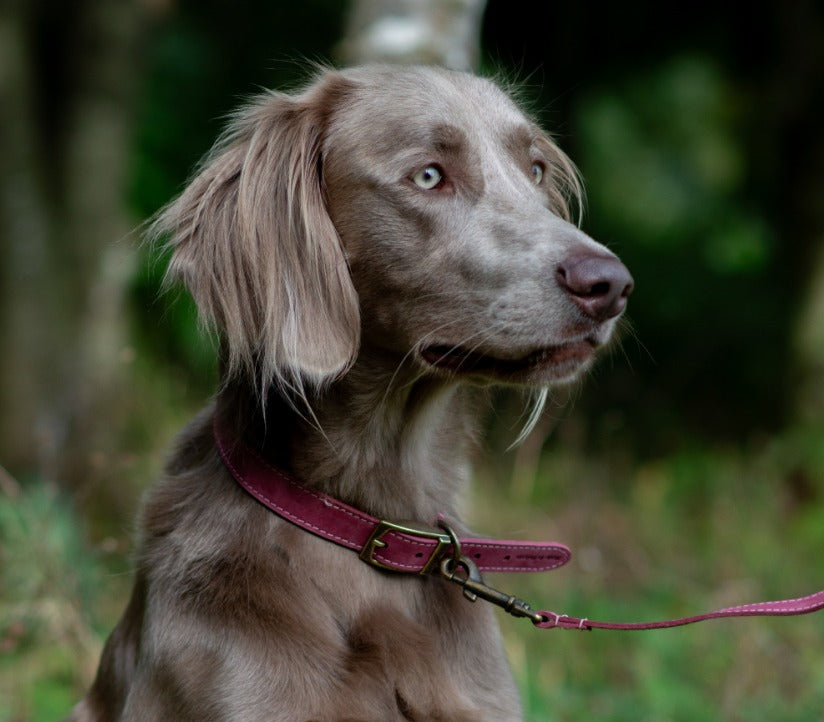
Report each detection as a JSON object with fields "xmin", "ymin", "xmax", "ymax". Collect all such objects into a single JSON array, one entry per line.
[{"xmin": 508, "ymin": 387, "xmax": 550, "ymax": 449}]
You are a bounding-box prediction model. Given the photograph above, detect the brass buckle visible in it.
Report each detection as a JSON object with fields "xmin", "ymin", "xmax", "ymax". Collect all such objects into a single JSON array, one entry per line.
[{"xmin": 359, "ymin": 520, "xmax": 452, "ymax": 575}]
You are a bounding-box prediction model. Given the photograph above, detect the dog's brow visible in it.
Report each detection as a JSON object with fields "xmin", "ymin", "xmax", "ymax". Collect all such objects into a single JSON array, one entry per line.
[
  {"xmin": 503, "ymin": 124, "xmax": 537, "ymax": 159},
  {"xmin": 430, "ymin": 123, "xmax": 467, "ymax": 154}
]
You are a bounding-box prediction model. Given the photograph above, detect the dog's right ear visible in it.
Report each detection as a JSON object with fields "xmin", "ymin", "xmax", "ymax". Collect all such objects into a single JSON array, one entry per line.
[{"xmin": 151, "ymin": 72, "xmax": 360, "ymax": 396}]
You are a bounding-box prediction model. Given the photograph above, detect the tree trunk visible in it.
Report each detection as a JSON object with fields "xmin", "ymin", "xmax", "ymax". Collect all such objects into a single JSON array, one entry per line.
[
  {"xmin": 338, "ymin": 0, "xmax": 486, "ymax": 71},
  {"xmin": 0, "ymin": 0, "xmax": 53, "ymax": 476},
  {"xmin": 794, "ymin": 240, "xmax": 824, "ymax": 423},
  {"xmin": 0, "ymin": 0, "xmax": 144, "ymax": 493}
]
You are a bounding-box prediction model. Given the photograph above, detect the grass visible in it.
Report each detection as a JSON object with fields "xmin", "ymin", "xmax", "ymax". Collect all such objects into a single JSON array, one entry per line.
[
  {"xmin": 0, "ymin": 477, "xmax": 131, "ymax": 722},
  {"xmin": 473, "ymin": 424, "xmax": 824, "ymax": 721},
  {"xmin": 1, "ymin": 423, "xmax": 822, "ymax": 721}
]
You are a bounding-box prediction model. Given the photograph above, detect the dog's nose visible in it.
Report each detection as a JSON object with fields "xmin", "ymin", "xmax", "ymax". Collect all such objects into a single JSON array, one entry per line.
[{"xmin": 556, "ymin": 254, "xmax": 634, "ymax": 321}]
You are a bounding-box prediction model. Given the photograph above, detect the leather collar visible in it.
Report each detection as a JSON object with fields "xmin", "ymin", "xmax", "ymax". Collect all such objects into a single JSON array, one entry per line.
[{"xmin": 214, "ymin": 424, "xmax": 570, "ymax": 576}]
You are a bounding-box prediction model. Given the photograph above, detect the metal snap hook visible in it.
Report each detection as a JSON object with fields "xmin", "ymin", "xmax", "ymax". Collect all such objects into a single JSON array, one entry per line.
[{"xmin": 436, "ymin": 521, "xmax": 543, "ymax": 623}]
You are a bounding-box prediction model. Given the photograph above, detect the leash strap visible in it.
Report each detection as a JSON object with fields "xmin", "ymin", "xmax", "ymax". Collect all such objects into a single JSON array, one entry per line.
[
  {"xmin": 534, "ymin": 590, "xmax": 824, "ymax": 631},
  {"xmin": 215, "ymin": 427, "xmax": 824, "ymax": 631}
]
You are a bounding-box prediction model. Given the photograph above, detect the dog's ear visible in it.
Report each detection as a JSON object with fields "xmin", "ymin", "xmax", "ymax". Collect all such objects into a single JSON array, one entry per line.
[{"xmin": 153, "ymin": 72, "xmax": 360, "ymax": 395}]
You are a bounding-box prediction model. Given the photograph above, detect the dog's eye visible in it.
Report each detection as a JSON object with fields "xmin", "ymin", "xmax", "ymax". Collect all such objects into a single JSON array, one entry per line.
[
  {"xmin": 531, "ymin": 162, "xmax": 545, "ymax": 185},
  {"xmin": 413, "ymin": 165, "xmax": 443, "ymax": 190}
]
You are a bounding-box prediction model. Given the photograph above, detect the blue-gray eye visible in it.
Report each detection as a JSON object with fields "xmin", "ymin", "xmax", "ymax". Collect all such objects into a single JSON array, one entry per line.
[{"xmin": 413, "ymin": 165, "xmax": 443, "ymax": 189}]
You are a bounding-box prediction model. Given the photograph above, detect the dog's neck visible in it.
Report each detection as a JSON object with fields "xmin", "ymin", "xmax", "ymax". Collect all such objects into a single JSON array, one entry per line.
[{"xmin": 219, "ymin": 353, "xmax": 483, "ymax": 524}]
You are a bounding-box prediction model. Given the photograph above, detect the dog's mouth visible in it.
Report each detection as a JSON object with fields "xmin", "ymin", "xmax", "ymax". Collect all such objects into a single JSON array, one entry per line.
[{"xmin": 419, "ymin": 340, "xmax": 597, "ymax": 381}]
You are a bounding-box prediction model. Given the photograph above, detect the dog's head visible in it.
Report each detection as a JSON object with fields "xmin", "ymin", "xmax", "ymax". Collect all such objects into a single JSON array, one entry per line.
[{"xmin": 155, "ymin": 66, "xmax": 632, "ymax": 398}]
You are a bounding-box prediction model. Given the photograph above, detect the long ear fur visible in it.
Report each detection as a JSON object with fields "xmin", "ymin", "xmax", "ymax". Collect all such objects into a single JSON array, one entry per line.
[{"xmin": 150, "ymin": 72, "xmax": 360, "ymax": 397}]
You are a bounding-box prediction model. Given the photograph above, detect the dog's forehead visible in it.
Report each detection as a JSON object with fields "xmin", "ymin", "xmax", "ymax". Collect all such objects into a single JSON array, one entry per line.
[{"xmin": 331, "ymin": 67, "xmax": 530, "ymax": 148}]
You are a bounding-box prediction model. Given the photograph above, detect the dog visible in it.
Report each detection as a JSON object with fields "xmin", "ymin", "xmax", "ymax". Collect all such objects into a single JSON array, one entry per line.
[{"xmin": 70, "ymin": 65, "xmax": 632, "ymax": 721}]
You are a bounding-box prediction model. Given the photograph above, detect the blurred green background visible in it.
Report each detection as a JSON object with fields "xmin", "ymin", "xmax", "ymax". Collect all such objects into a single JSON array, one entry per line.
[{"xmin": 1, "ymin": 1, "xmax": 822, "ymax": 720}]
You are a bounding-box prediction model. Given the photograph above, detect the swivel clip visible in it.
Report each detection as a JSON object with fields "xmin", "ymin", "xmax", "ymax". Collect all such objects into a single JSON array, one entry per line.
[{"xmin": 436, "ymin": 522, "xmax": 544, "ymax": 625}]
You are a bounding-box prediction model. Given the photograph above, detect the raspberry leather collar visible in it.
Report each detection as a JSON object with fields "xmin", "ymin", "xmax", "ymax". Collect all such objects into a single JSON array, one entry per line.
[{"xmin": 213, "ymin": 425, "xmax": 570, "ymax": 575}]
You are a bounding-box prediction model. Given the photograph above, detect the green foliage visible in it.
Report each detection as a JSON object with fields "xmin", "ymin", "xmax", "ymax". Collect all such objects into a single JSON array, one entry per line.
[
  {"xmin": 583, "ymin": 64, "xmax": 720, "ymax": 230},
  {"xmin": 575, "ymin": 55, "xmax": 769, "ymax": 267},
  {"xmin": 565, "ymin": 54, "xmax": 793, "ymax": 450},
  {"xmin": 0, "ymin": 482, "xmax": 114, "ymax": 722}
]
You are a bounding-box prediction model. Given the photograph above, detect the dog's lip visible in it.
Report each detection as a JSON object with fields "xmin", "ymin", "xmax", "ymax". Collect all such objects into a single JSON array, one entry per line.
[{"xmin": 419, "ymin": 340, "xmax": 597, "ymax": 376}]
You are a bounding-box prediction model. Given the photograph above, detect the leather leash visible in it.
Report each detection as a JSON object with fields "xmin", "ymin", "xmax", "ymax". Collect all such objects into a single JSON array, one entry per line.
[
  {"xmin": 215, "ymin": 426, "xmax": 824, "ymax": 631},
  {"xmin": 533, "ymin": 591, "xmax": 824, "ymax": 630}
]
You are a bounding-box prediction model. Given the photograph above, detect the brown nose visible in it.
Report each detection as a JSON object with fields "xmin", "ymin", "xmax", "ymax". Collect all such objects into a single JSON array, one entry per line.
[{"xmin": 556, "ymin": 254, "xmax": 634, "ymax": 321}]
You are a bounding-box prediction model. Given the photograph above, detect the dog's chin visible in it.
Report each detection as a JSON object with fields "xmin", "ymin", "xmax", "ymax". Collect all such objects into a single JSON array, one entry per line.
[{"xmin": 419, "ymin": 339, "xmax": 598, "ymax": 386}]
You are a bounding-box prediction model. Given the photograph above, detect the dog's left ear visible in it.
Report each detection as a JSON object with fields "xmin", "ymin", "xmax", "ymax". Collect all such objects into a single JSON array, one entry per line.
[{"xmin": 153, "ymin": 71, "xmax": 360, "ymax": 394}]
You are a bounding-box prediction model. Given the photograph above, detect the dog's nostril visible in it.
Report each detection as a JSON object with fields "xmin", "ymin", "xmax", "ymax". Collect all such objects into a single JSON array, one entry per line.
[
  {"xmin": 588, "ymin": 281, "xmax": 611, "ymax": 298},
  {"xmin": 556, "ymin": 254, "xmax": 634, "ymax": 321}
]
